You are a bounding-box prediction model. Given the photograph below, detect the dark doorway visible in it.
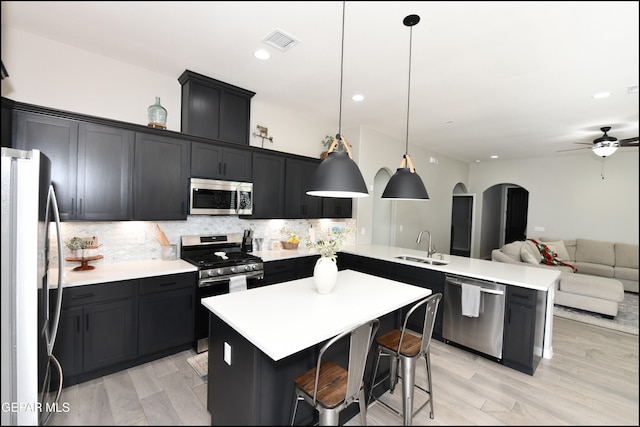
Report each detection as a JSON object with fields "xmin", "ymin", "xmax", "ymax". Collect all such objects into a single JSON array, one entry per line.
[
  {"xmin": 504, "ymin": 187, "xmax": 529, "ymax": 244},
  {"xmin": 450, "ymin": 195, "xmax": 473, "ymax": 257}
]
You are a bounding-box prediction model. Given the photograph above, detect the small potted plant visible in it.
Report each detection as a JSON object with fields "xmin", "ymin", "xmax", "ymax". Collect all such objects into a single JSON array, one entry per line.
[
  {"xmin": 320, "ymin": 134, "xmax": 351, "ymax": 159},
  {"xmin": 66, "ymin": 237, "xmax": 87, "ymax": 258}
]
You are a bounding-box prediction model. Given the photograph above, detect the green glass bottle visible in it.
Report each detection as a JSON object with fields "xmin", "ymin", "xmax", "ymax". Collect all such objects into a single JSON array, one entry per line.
[{"xmin": 147, "ymin": 96, "xmax": 167, "ymax": 129}]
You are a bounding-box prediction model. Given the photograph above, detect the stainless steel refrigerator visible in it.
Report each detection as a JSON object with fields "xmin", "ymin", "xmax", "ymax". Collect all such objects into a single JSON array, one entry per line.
[{"xmin": 1, "ymin": 148, "xmax": 64, "ymax": 426}]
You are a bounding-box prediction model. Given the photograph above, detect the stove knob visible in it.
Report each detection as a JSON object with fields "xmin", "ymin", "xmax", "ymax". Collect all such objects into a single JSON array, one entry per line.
[
  {"xmin": 207, "ymin": 270, "xmax": 215, "ymax": 277},
  {"xmin": 217, "ymin": 269, "xmax": 225, "ymax": 276},
  {"xmin": 244, "ymin": 265, "xmax": 251, "ymax": 272},
  {"xmin": 231, "ymin": 267, "xmax": 237, "ymax": 273}
]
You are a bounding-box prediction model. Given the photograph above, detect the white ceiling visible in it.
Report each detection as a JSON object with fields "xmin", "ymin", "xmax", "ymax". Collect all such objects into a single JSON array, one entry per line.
[{"xmin": 2, "ymin": 1, "xmax": 638, "ymax": 163}]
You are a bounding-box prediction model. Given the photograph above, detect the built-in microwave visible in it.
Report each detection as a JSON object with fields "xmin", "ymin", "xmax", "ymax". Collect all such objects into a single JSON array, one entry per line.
[{"xmin": 189, "ymin": 178, "xmax": 253, "ymax": 215}]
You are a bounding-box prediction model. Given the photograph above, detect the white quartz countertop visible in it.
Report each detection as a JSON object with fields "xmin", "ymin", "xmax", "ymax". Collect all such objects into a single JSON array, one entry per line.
[
  {"xmin": 50, "ymin": 259, "xmax": 197, "ymax": 288},
  {"xmin": 340, "ymin": 244, "xmax": 559, "ymax": 291},
  {"xmin": 202, "ymin": 269, "xmax": 431, "ymax": 361},
  {"xmin": 253, "ymin": 244, "xmax": 559, "ymax": 291}
]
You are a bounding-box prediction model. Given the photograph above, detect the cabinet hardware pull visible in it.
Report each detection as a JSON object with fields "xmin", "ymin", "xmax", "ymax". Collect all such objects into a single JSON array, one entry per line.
[
  {"xmin": 86, "ymin": 314, "xmax": 89, "ymax": 331},
  {"xmin": 78, "ymin": 198, "xmax": 83, "ymax": 215},
  {"xmin": 218, "ymin": 162, "xmax": 222, "ymax": 175},
  {"xmin": 72, "ymin": 293, "xmax": 95, "ymax": 299},
  {"xmin": 71, "ymin": 198, "xmax": 75, "ymax": 215},
  {"xmin": 76, "ymin": 315, "xmax": 80, "ymax": 333},
  {"xmin": 223, "ymin": 163, "xmax": 227, "ymax": 175}
]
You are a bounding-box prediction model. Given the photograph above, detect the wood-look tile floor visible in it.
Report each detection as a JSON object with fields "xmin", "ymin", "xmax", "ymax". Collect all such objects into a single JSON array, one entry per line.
[{"xmin": 49, "ymin": 316, "xmax": 638, "ymax": 426}]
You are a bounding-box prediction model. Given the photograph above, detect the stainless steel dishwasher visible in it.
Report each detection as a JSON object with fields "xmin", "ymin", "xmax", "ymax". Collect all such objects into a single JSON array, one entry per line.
[{"xmin": 443, "ymin": 274, "xmax": 506, "ymax": 359}]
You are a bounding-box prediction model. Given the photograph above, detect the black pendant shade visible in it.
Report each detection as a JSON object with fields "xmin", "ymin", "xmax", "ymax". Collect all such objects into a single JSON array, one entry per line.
[
  {"xmin": 305, "ymin": 2, "xmax": 369, "ymax": 199},
  {"xmin": 307, "ymin": 150, "xmax": 369, "ymax": 198},
  {"xmin": 381, "ymin": 14, "xmax": 429, "ymax": 201},
  {"xmin": 382, "ymin": 166, "xmax": 429, "ymax": 200}
]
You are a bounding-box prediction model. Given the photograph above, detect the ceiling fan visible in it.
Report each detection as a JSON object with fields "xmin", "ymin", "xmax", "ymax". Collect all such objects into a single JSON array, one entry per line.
[{"xmin": 558, "ymin": 126, "xmax": 639, "ymax": 157}]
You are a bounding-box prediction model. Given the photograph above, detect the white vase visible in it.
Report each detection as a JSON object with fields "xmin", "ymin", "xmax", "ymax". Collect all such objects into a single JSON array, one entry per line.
[{"xmin": 314, "ymin": 256, "xmax": 338, "ymax": 294}]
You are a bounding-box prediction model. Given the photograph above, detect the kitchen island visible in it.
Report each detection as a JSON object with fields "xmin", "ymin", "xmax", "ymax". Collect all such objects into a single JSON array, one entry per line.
[{"xmin": 201, "ymin": 269, "xmax": 431, "ymax": 425}]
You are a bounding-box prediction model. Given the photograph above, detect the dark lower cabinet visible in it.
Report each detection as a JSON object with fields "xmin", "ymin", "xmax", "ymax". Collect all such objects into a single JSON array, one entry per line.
[
  {"xmin": 263, "ymin": 259, "xmax": 296, "ymax": 285},
  {"xmin": 138, "ymin": 273, "xmax": 196, "ymax": 356},
  {"xmin": 295, "ymin": 255, "xmax": 320, "ymax": 279},
  {"xmin": 53, "ymin": 272, "xmax": 197, "ymax": 386},
  {"xmin": 53, "ymin": 280, "xmax": 137, "ymax": 384},
  {"xmin": 503, "ymin": 286, "xmax": 543, "ymax": 375}
]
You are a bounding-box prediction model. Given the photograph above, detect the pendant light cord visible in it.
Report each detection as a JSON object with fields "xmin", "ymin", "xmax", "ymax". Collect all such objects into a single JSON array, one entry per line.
[
  {"xmin": 338, "ymin": 0, "xmax": 345, "ymax": 137},
  {"xmin": 405, "ymin": 23, "xmax": 413, "ymax": 156}
]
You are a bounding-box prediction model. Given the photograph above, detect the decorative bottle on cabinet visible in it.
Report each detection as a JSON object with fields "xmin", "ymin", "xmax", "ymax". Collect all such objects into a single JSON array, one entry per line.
[{"xmin": 147, "ymin": 96, "xmax": 167, "ymax": 129}]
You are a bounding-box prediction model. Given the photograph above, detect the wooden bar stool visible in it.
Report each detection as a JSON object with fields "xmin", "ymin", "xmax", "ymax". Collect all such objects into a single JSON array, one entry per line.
[
  {"xmin": 368, "ymin": 293, "xmax": 442, "ymax": 425},
  {"xmin": 290, "ymin": 318, "xmax": 380, "ymax": 426}
]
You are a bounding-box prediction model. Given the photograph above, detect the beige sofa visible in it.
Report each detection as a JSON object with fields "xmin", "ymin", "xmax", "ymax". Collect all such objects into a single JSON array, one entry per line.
[{"xmin": 491, "ymin": 238, "xmax": 638, "ymax": 317}]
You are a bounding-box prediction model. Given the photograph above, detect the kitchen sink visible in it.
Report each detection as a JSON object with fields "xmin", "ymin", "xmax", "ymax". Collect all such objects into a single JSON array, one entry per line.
[{"xmin": 394, "ymin": 254, "xmax": 449, "ymax": 266}]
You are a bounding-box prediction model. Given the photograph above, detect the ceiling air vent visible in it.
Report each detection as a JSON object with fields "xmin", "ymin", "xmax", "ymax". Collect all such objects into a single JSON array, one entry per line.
[{"xmin": 263, "ymin": 29, "xmax": 299, "ymax": 51}]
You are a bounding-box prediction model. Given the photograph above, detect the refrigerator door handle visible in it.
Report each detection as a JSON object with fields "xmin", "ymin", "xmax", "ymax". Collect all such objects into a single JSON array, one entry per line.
[{"xmin": 44, "ymin": 185, "xmax": 63, "ymax": 356}]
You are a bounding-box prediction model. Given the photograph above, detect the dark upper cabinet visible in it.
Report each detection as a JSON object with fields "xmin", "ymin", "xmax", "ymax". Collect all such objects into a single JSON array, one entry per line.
[
  {"xmin": 284, "ymin": 157, "xmax": 322, "ymax": 218},
  {"xmin": 191, "ymin": 141, "xmax": 252, "ymax": 182},
  {"xmin": 77, "ymin": 123, "xmax": 134, "ymax": 220},
  {"xmin": 322, "ymin": 197, "xmax": 353, "ymax": 218},
  {"xmin": 133, "ymin": 132, "xmax": 190, "ymax": 220},
  {"xmin": 13, "ymin": 112, "xmax": 134, "ymax": 221},
  {"xmin": 179, "ymin": 70, "xmax": 255, "ymax": 145},
  {"xmin": 250, "ymin": 151, "xmax": 286, "ymax": 218}
]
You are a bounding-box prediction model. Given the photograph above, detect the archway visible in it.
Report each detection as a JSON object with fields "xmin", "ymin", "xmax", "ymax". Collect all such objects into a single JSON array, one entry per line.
[{"xmin": 372, "ymin": 168, "xmax": 393, "ymax": 245}]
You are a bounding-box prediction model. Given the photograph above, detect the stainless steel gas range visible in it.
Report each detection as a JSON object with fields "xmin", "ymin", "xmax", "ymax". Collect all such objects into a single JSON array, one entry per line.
[{"xmin": 180, "ymin": 234, "xmax": 264, "ymax": 353}]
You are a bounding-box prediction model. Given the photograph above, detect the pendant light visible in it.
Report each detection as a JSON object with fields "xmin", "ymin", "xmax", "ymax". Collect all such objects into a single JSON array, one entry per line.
[
  {"xmin": 382, "ymin": 14, "xmax": 429, "ymax": 200},
  {"xmin": 306, "ymin": 1, "xmax": 369, "ymax": 198}
]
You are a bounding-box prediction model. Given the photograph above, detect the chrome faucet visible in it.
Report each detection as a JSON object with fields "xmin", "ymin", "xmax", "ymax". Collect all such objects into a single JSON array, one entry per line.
[{"xmin": 416, "ymin": 229, "xmax": 437, "ymax": 257}]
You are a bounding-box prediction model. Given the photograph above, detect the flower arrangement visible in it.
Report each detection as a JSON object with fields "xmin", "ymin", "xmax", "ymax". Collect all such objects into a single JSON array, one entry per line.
[
  {"xmin": 306, "ymin": 227, "xmax": 352, "ymax": 259},
  {"xmin": 65, "ymin": 237, "xmax": 87, "ymax": 250}
]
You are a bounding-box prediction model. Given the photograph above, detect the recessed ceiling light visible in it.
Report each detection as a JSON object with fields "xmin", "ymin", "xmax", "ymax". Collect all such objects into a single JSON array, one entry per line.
[
  {"xmin": 351, "ymin": 94, "xmax": 364, "ymax": 102},
  {"xmin": 490, "ymin": 155, "xmax": 499, "ymax": 159},
  {"xmin": 592, "ymin": 91, "xmax": 611, "ymax": 99},
  {"xmin": 253, "ymin": 49, "xmax": 271, "ymax": 60}
]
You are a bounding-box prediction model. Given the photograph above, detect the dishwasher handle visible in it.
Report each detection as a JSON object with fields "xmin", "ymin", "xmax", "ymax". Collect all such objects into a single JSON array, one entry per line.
[{"xmin": 445, "ymin": 277, "xmax": 505, "ymax": 296}]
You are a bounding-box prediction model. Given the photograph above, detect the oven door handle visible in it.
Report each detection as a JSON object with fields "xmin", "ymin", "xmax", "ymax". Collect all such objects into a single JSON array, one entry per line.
[{"xmin": 199, "ymin": 271, "xmax": 264, "ymax": 287}]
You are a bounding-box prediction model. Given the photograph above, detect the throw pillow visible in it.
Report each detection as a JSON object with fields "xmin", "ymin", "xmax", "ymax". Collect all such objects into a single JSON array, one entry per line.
[
  {"xmin": 523, "ymin": 240, "xmax": 540, "ymax": 261},
  {"xmin": 544, "ymin": 240, "xmax": 571, "ymax": 261},
  {"xmin": 520, "ymin": 245, "xmax": 540, "ymax": 264}
]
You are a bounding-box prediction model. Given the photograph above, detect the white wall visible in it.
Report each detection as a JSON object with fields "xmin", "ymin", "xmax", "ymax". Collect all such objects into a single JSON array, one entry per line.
[
  {"xmin": 3, "ymin": 26, "xmax": 638, "ymax": 261},
  {"xmin": 469, "ymin": 151, "xmax": 640, "ymax": 256}
]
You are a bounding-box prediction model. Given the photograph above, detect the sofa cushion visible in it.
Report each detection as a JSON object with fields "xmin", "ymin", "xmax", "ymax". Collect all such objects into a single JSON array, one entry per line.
[
  {"xmin": 501, "ymin": 241, "xmax": 524, "ymax": 262},
  {"xmin": 543, "ymin": 240, "xmax": 571, "ymax": 261},
  {"xmin": 615, "ymin": 266, "xmax": 638, "ymax": 282},
  {"xmin": 615, "ymin": 243, "xmax": 639, "ymax": 269},
  {"xmin": 575, "ymin": 238, "xmax": 615, "ymax": 266},
  {"xmin": 573, "ymin": 262, "xmax": 614, "ymax": 278},
  {"xmin": 520, "ymin": 245, "xmax": 540, "ymax": 264},
  {"xmin": 559, "ymin": 272, "xmax": 624, "ymax": 302}
]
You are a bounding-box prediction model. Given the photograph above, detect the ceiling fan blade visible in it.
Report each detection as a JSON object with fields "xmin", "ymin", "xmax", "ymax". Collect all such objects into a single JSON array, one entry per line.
[
  {"xmin": 619, "ymin": 136, "xmax": 639, "ymax": 146},
  {"xmin": 557, "ymin": 147, "xmax": 588, "ymax": 153}
]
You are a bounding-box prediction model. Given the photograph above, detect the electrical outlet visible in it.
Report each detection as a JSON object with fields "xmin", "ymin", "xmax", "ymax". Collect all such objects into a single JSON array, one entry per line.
[
  {"xmin": 224, "ymin": 342, "xmax": 232, "ymax": 365},
  {"xmin": 399, "ymin": 225, "xmax": 403, "ymax": 232},
  {"xmin": 534, "ymin": 226, "xmax": 545, "ymax": 232}
]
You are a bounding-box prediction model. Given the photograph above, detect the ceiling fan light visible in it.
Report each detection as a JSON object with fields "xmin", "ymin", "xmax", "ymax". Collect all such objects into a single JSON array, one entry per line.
[
  {"xmin": 307, "ymin": 150, "xmax": 369, "ymax": 198},
  {"xmin": 592, "ymin": 145, "xmax": 618, "ymax": 157},
  {"xmin": 382, "ymin": 167, "xmax": 429, "ymax": 200}
]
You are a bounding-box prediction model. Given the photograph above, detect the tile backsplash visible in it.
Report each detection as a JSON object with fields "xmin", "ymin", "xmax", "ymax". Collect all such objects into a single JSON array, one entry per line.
[{"xmin": 57, "ymin": 216, "xmax": 356, "ymax": 264}]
